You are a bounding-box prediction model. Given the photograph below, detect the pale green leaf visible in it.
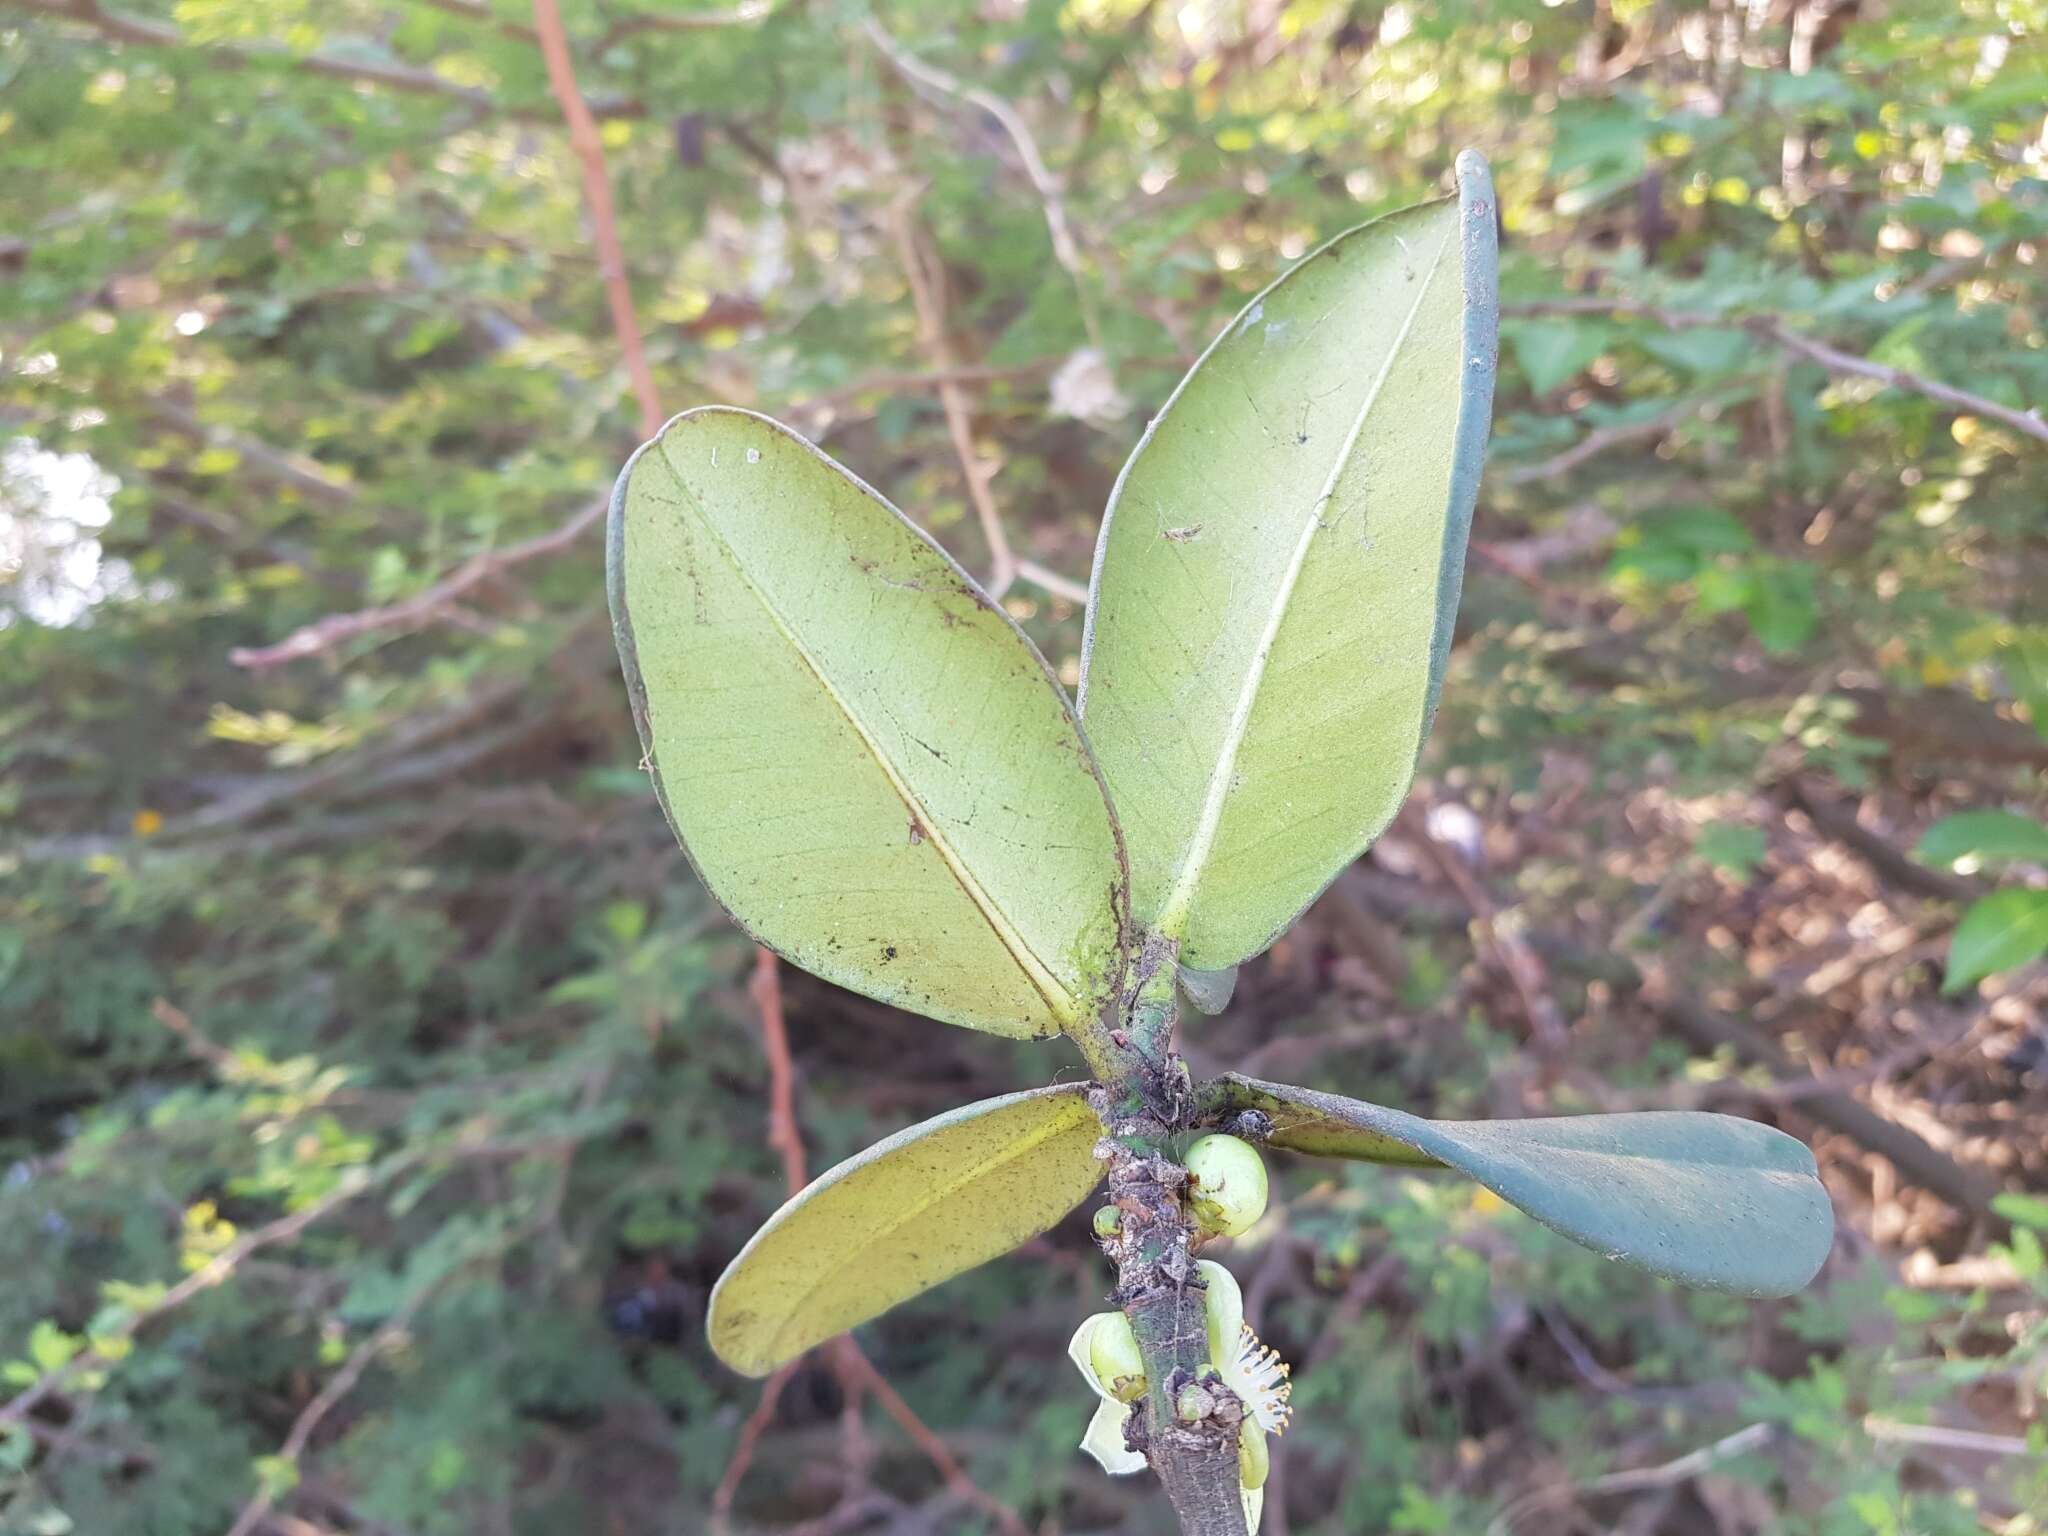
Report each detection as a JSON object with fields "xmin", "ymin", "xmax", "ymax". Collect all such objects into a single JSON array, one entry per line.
[
  {"xmin": 1079, "ymin": 152, "xmax": 1499, "ymax": 970},
  {"xmin": 610, "ymin": 408, "xmax": 1129, "ymax": 1039},
  {"xmin": 1508, "ymin": 319, "xmax": 1609, "ymax": 395},
  {"xmin": 1942, "ymin": 888, "xmax": 2048, "ymax": 994},
  {"xmin": 1915, "ymin": 810, "xmax": 2048, "ymax": 869},
  {"xmin": 707, "ymin": 1085, "xmax": 1106, "ymax": 1376},
  {"xmin": 1214, "ymin": 1074, "xmax": 1834, "ymax": 1297},
  {"xmin": 1177, "ymin": 963, "xmax": 1239, "ymax": 1015}
]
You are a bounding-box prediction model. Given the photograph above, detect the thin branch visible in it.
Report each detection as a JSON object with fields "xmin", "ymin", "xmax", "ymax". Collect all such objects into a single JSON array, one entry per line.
[
  {"xmin": 143, "ymin": 398, "xmax": 358, "ymax": 508},
  {"xmin": 10, "ymin": 0, "xmax": 643, "ymax": 120},
  {"xmin": 709, "ymin": 1366, "xmax": 796, "ymax": 1535},
  {"xmin": 1486, "ymin": 1423, "xmax": 1778, "ymax": 1536},
  {"xmin": 1497, "ymin": 397, "xmax": 1705, "ymax": 485},
  {"xmin": 1401, "ymin": 802, "xmax": 1569, "ymax": 1052},
  {"xmin": 220, "ymin": 1280, "xmax": 440, "ymax": 1536},
  {"xmin": 597, "ymin": 0, "xmax": 773, "ymax": 50},
  {"xmin": 0, "ymin": 1159, "xmax": 411, "ymax": 1426},
  {"xmin": 1504, "ymin": 298, "xmax": 2047, "ymax": 446},
  {"xmin": 411, "ymin": 0, "xmax": 538, "ymax": 43},
  {"xmin": 1014, "ymin": 557, "xmax": 1089, "ymax": 606},
  {"xmin": 229, "ymin": 497, "xmax": 605, "ymax": 667},
  {"xmin": 884, "ymin": 194, "xmax": 1018, "ymax": 597},
  {"xmin": 1862, "ymin": 1417, "xmax": 2036, "ymax": 1457},
  {"xmin": 749, "ymin": 947, "xmax": 807, "ymax": 1194},
  {"xmin": 834, "ymin": 1341, "xmax": 1032, "ymax": 1536},
  {"xmin": 531, "ymin": 0, "xmax": 663, "ymax": 440},
  {"xmin": 716, "ymin": 951, "xmax": 1028, "ymax": 1536},
  {"xmin": 864, "ymin": 19, "xmax": 1103, "ymax": 352}
]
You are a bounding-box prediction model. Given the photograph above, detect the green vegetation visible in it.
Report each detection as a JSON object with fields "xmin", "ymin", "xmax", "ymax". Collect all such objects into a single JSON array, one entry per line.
[{"xmin": 3, "ymin": 1, "xmax": 2043, "ymax": 1532}]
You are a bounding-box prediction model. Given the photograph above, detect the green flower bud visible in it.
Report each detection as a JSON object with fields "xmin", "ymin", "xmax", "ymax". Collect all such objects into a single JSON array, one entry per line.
[
  {"xmin": 1176, "ymin": 1382, "xmax": 1211, "ymax": 1422},
  {"xmin": 1184, "ymin": 1133, "xmax": 1269, "ymax": 1238},
  {"xmin": 1088, "ymin": 1313, "xmax": 1147, "ymax": 1403},
  {"xmin": 1091, "ymin": 1205, "xmax": 1121, "ymax": 1241}
]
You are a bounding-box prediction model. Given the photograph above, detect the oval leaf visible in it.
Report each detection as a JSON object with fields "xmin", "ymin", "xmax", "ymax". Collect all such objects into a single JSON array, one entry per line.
[
  {"xmin": 708, "ymin": 1084, "xmax": 1106, "ymax": 1376},
  {"xmin": 610, "ymin": 408, "xmax": 1128, "ymax": 1038},
  {"xmin": 1217, "ymin": 1074, "xmax": 1833, "ymax": 1297},
  {"xmin": 1942, "ymin": 888, "xmax": 2048, "ymax": 994},
  {"xmin": 1078, "ymin": 152, "xmax": 1500, "ymax": 970},
  {"xmin": 1915, "ymin": 809, "xmax": 2048, "ymax": 870}
]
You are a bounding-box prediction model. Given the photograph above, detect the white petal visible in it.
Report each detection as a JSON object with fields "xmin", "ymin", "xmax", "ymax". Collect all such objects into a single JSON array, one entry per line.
[
  {"xmin": 1079, "ymin": 1397, "xmax": 1147, "ymax": 1475},
  {"xmin": 1242, "ymin": 1481, "xmax": 1264, "ymax": 1534},
  {"xmin": 1067, "ymin": 1313, "xmax": 1121, "ymax": 1404},
  {"xmin": 1196, "ymin": 1258, "xmax": 1243, "ymax": 1361}
]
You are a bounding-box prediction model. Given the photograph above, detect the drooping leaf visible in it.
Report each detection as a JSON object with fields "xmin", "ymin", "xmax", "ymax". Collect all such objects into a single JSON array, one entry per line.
[
  {"xmin": 1942, "ymin": 888, "xmax": 2048, "ymax": 994},
  {"xmin": 1915, "ymin": 810, "xmax": 2048, "ymax": 869},
  {"xmin": 707, "ymin": 1085, "xmax": 1106, "ymax": 1376},
  {"xmin": 1078, "ymin": 152, "xmax": 1499, "ymax": 970},
  {"xmin": 610, "ymin": 409, "xmax": 1129, "ymax": 1039},
  {"xmin": 1213, "ymin": 1074, "xmax": 1833, "ymax": 1297}
]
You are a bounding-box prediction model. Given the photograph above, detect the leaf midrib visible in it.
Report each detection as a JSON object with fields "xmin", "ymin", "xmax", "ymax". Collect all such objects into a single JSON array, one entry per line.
[
  {"xmin": 648, "ymin": 439, "xmax": 1078, "ymax": 1025},
  {"xmin": 1156, "ymin": 220, "xmax": 1456, "ymax": 936}
]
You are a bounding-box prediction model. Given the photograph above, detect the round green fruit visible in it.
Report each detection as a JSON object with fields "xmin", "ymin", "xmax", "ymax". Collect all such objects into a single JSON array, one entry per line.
[{"xmin": 1184, "ymin": 1133, "xmax": 1269, "ymax": 1238}]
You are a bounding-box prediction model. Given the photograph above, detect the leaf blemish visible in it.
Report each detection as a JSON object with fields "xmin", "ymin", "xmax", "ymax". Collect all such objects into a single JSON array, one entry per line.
[{"xmin": 1164, "ymin": 525, "xmax": 1203, "ymax": 543}]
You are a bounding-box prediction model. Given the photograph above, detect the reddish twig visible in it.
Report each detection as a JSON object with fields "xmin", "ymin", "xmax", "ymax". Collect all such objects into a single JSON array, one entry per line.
[
  {"xmin": 531, "ymin": 0, "xmax": 663, "ymax": 440},
  {"xmin": 718, "ymin": 951, "xmax": 1028, "ymax": 1536},
  {"xmin": 883, "ymin": 194, "xmax": 1019, "ymax": 598},
  {"xmin": 836, "ymin": 1340, "xmax": 1032, "ymax": 1536},
  {"xmin": 709, "ymin": 1363, "xmax": 796, "ymax": 1534},
  {"xmin": 749, "ymin": 947, "xmax": 807, "ymax": 1193}
]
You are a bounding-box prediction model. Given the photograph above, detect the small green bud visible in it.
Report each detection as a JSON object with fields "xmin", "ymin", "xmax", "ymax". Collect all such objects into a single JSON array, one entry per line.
[
  {"xmin": 1238, "ymin": 1421, "xmax": 1270, "ymax": 1489},
  {"xmin": 1091, "ymin": 1205, "xmax": 1121, "ymax": 1241},
  {"xmin": 1176, "ymin": 1382, "xmax": 1211, "ymax": 1422},
  {"xmin": 1088, "ymin": 1314, "xmax": 1147, "ymax": 1403},
  {"xmin": 1184, "ymin": 1133, "xmax": 1269, "ymax": 1238}
]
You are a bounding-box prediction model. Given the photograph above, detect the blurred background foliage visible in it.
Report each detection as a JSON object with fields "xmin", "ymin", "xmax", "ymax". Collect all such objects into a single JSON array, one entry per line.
[{"xmin": 2, "ymin": 0, "xmax": 2045, "ymax": 1532}]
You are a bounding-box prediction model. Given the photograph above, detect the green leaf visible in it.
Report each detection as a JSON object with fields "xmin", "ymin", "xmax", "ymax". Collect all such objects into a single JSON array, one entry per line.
[
  {"xmin": 1696, "ymin": 822, "xmax": 1767, "ymax": 877},
  {"xmin": 1214, "ymin": 1074, "xmax": 1834, "ymax": 1297},
  {"xmin": 610, "ymin": 409, "xmax": 1129, "ymax": 1039},
  {"xmin": 1942, "ymin": 888, "xmax": 2048, "ymax": 994},
  {"xmin": 1641, "ymin": 327, "xmax": 1751, "ymax": 376},
  {"xmin": 1742, "ymin": 559, "xmax": 1818, "ymax": 655},
  {"xmin": 1177, "ymin": 963, "xmax": 1238, "ymax": 1015},
  {"xmin": 1508, "ymin": 319, "xmax": 1609, "ymax": 395},
  {"xmin": 1915, "ymin": 810, "xmax": 2048, "ymax": 869},
  {"xmin": 707, "ymin": 1085, "xmax": 1106, "ymax": 1376},
  {"xmin": 1079, "ymin": 152, "xmax": 1499, "ymax": 970}
]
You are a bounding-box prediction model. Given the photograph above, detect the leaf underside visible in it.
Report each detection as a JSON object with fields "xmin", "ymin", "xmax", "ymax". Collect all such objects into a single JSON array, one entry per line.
[
  {"xmin": 1221, "ymin": 1074, "xmax": 1834, "ymax": 1297},
  {"xmin": 1078, "ymin": 152, "xmax": 1500, "ymax": 971},
  {"xmin": 707, "ymin": 1084, "xmax": 1107, "ymax": 1376},
  {"xmin": 609, "ymin": 408, "xmax": 1128, "ymax": 1039}
]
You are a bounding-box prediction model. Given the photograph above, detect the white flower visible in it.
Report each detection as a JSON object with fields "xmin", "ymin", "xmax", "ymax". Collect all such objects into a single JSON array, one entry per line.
[
  {"xmin": 1067, "ymin": 1261, "xmax": 1293, "ymax": 1533},
  {"xmin": 1199, "ymin": 1259, "xmax": 1293, "ymax": 1436},
  {"xmin": 1067, "ymin": 1312, "xmax": 1147, "ymax": 1475}
]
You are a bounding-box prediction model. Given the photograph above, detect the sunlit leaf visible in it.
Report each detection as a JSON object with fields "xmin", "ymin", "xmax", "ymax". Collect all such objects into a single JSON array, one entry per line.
[
  {"xmin": 1079, "ymin": 152, "xmax": 1499, "ymax": 970},
  {"xmin": 1214, "ymin": 1074, "xmax": 1834, "ymax": 1297},
  {"xmin": 610, "ymin": 409, "xmax": 1130, "ymax": 1039},
  {"xmin": 1915, "ymin": 810, "xmax": 2048, "ymax": 869},
  {"xmin": 708, "ymin": 1085, "xmax": 1106, "ymax": 1376},
  {"xmin": 1942, "ymin": 888, "xmax": 2048, "ymax": 994}
]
